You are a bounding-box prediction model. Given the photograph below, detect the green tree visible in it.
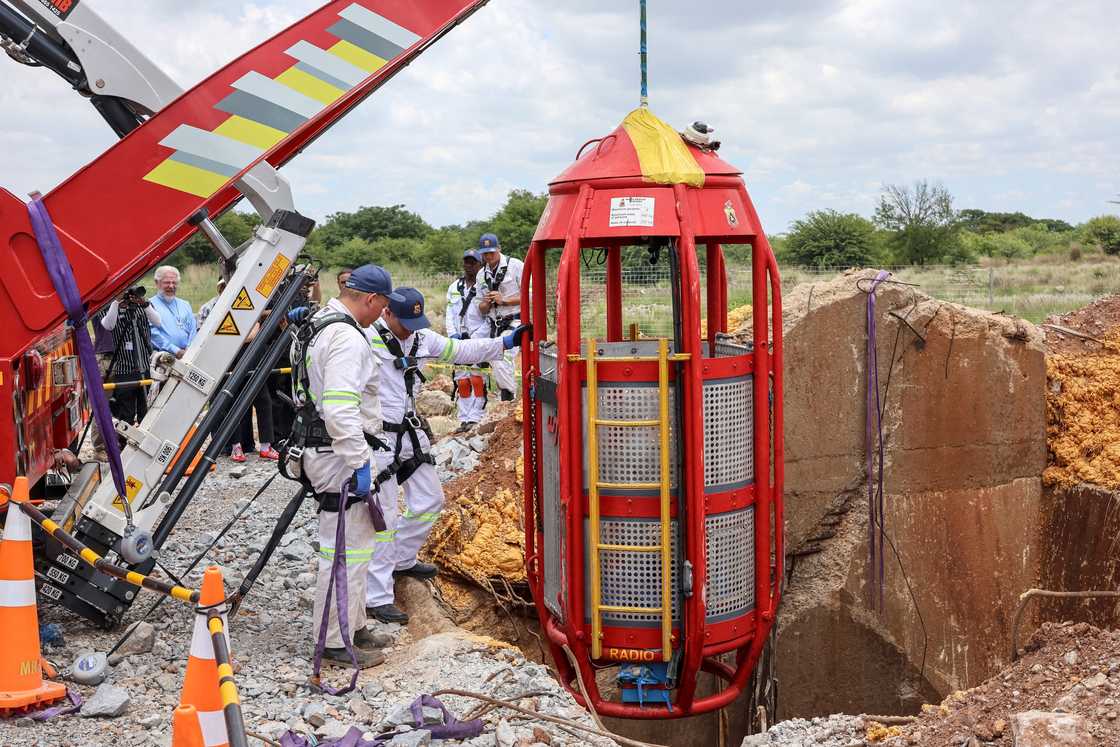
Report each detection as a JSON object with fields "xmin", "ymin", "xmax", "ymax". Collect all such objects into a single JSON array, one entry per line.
[
  {"xmin": 784, "ymin": 210, "xmax": 877, "ymax": 268},
  {"xmin": 962, "ymin": 230, "xmax": 1031, "ymax": 260},
  {"xmin": 1081, "ymin": 215, "xmax": 1120, "ymax": 255},
  {"xmin": 173, "ymin": 211, "xmax": 262, "ymax": 266},
  {"xmin": 874, "ymin": 181, "xmax": 963, "ymax": 265},
  {"xmin": 486, "ymin": 189, "xmax": 548, "ymax": 258},
  {"xmin": 313, "ymin": 204, "xmax": 432, "ymax": 253}
]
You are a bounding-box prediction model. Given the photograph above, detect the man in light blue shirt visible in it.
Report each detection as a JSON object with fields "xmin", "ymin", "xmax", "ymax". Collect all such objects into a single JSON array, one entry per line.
[{"xmin": 149, "ymin": 265, "xmax": 197, "ymax": 359}]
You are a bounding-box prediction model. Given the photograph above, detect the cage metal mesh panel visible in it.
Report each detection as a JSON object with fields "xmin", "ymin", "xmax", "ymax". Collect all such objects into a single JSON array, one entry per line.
[
  {"xmin": 541, "ymin": 399, "xmax": 564, "ymax": 620},
  {"xmin": 584, "ymin": 385, "xmax": 679, "ymax": 490},
  {"xmin": 702, "ymin": 376, "xmax": 754, "ymax": 488},
  {"xmin": 597, "ymin": 518, "xmax": 681, "ymax": 625},
  {"xmin": 705, "ymin": 508, "xmax": 756, "ymax": 619}
]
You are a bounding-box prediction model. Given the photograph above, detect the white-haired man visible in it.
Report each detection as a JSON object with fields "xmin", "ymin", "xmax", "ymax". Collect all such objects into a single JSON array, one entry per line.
[{"xmin": 149, "ymin": 265, "xmax": 197, "ymax": 359}]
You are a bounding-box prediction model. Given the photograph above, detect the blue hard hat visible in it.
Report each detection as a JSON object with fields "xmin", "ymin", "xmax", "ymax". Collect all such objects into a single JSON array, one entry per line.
[
  {"xmin": 347, "ymin": 264, "xmax": 403, "ymax": 301},
  {"xmin": 389, "ymin": 287, "xmax": 430, "ymax": 332},
  {"xmin": 478, "ymin": 233, "xmax": 500, "ymax": 252}
]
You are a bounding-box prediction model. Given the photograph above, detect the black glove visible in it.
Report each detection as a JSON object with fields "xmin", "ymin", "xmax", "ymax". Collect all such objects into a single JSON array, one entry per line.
[
  {"xmin": 503, "ymin": 323, "xmax": 532, "ymax": 350},
  {"xmin": 393, "ymin": 356, "xmax": 419, "ymax": 370}
]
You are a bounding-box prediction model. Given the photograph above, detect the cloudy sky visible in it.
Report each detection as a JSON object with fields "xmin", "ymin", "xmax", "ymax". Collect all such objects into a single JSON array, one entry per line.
[{"xmin": 2, "ymin": 0, "xmax": 1118, "ymax": 234}]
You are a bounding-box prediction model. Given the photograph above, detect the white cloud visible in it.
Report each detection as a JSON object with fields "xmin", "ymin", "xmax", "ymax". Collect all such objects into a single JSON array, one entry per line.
[{"xmin": 0, "ymin": 0, "xmax": 1117, "ymax": 239}]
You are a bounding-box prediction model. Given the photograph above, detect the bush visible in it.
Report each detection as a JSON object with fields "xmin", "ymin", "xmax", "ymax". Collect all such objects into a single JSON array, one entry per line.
[
  {"xmin": 1081, "ymin": 215, "xmax": 1120, "ymax": 255},
  {"xmin": 963, "ymin": 231, "xmax": 1032, "ymax": 260},
  {"xmin": 784, "ymin": 210, "xmax": 877, "ymax": 268}
]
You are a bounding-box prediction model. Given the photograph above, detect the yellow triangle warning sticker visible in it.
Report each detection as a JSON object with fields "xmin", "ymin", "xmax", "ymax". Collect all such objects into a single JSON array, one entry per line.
[
  {"xmin": 112, "ymin": 476, "xmax": 143, "ymax": 511},
  {"xmin": 216, "ymin": 312, "xmax": 241, "ymax": 336},
  {"xmin": 231, "ymin": 287, "xmax": 255, "ymax": 311}
]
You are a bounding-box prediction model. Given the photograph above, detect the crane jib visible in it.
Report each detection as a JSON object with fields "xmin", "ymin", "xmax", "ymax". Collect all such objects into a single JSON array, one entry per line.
[{"xmin": 0, "ymin": 0, "xmax": 488, "ymax": 355}]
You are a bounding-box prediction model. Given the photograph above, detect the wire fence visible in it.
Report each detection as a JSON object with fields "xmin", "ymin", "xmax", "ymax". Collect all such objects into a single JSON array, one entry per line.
[
  {"xmin": 373, "ymin": 261, "xmax": 1120, "ymax": 335},
  {"xmin": 176, "ymin": 258, "xmax": 1120, "ymax": 335}
]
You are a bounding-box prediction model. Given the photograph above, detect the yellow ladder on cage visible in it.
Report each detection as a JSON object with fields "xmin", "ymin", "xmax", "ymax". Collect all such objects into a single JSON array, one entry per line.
[{"xmin": 579, "ymin": 337, "xmax": 688, "ymax": 662}]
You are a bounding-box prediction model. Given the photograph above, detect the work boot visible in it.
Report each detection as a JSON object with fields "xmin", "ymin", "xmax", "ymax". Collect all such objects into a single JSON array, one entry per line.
[
  {"xmin": 366, "ymin": 604, "xmax": 409, "ymax": 625},
  {"xmin": 354, "ymin": 626, "xmax": 394, "ymax": 650},
  {"xmin": 393, "ymin": 562, "xmax": 439, "ymax": 581},
  {"xmin": 320, "ymin": 645, "xmax": 385, "ymax": 669},
  {"xmin": 455, "ymin": 421, "xmax": 473, "ymax": 434},
  {"xmin": 500, "ymin": 389, "xmax": 514, "ymax": 402}
]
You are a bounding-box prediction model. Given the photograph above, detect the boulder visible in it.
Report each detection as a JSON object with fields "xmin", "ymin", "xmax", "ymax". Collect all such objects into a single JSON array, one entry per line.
[
  {"xmin": 415, "ymin": 389, "xmax": 453, "ymax": 418},
  {"xmin": 1011, "ymin": 711, "xmax": 1093, "ymax": 746},
  {"xmin": 772, "ymin": 269, "xmax": 1047, "ymax": 716},
  {"xmin": 427, "ymin": 416, "xmax": 458, "ymax": 439},
  {"xmin": 80, "ymin": 683, "xmax": 131, "ymax": 718}
]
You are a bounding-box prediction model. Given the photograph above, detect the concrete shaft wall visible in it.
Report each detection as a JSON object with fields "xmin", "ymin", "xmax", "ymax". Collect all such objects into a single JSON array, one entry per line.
[{"xmin": 772, "ymin": 269, "xmax": 1047, "ymax": 717}]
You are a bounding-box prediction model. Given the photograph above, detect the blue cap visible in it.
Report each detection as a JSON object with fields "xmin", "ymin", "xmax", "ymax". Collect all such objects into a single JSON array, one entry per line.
[
  {"xmin": 389, "ymin": 287, "xmax": 430, "ymax": 332},
  {"xmin": 462, "ymin": 248, "xmax": 483, "ymax": 262},
  {"xmin": 478, "ymin": 233, "xmax": 500, "ymax": 252},
  {"xmin": 346, "ymin": 264, "xmax": 403, "ymax": 301}
]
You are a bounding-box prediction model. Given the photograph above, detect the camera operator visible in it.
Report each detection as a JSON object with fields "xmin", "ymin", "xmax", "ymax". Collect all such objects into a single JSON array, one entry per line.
[{"xmin": 100, "ymin": 285, "xmax": 159, "ymax": 427}]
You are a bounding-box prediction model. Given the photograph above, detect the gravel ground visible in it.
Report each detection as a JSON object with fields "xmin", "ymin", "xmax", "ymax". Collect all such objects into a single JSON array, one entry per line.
[{"xmin": 1, "ymin": 438, "xmax": 618, "ymax": 747}]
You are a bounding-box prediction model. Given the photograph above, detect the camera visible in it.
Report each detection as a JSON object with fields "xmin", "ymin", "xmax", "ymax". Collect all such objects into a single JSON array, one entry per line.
[{"xmin": 123, "ymin": 285, "xmax": 149, "ymax": 307}]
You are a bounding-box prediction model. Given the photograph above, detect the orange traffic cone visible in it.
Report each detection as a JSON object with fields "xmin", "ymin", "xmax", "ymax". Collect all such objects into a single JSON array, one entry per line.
[
  {"xmin": 0, "ymin": 477, "xmax": 67, "ymax": 715},
  {"xmin": 179, "ymin": 566, "xmax": 230, "ymax": 747},
  {"xmin": 172, "ymin": 703, "xmax": 207, "ymax": 747}
]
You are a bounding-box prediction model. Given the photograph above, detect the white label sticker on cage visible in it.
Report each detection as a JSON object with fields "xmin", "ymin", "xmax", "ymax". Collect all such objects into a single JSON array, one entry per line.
[{"xmin": 609, "ymin": 196, "xmax": 655, "ymax": 227}]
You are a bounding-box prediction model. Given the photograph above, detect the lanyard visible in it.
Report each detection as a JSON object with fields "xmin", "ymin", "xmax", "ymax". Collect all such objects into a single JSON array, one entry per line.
[{"xmin": 156, "ymin": 295, "xmax": 187, "ymax": 331}]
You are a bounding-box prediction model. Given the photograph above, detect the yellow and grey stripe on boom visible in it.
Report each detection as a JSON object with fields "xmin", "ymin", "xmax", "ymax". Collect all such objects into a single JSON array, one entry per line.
[{"xmin": 143, "ymin": 3, "xmax": 419, "ymax": 199}]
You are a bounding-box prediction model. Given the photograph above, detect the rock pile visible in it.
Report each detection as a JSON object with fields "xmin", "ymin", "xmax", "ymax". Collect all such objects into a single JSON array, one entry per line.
[
  {"xmin": 884, "ymin": 621, "xmax": 1120, "ymax": 746},
  {"xmin": 0, "ymin": 449, "xmax": 616, "ymax": 747}
]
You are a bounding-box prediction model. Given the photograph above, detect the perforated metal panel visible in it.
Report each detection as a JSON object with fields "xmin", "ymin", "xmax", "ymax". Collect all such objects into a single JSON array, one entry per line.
[
  {"xmin": 540, "ymin": 398, "xmax": 564, "ymax": 619},
  {"xmin": 595, "ymin": 518, "xmax": 680, "ymax": 626},
  {"xmin": 705, "ymin": 508, "xmax": 756, "ymax": 619},
  {"xmin": 702, "ymin": 376, "xmax": 754, "ymax": 489},
  {"xmin": 583, "ymin": 384, "xmax": 679, "ymax": 491}
]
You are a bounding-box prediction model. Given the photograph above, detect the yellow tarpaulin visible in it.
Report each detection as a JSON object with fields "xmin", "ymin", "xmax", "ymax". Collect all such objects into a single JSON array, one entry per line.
[{"xmin": 621, "ymin": 107, "xmax": 705, "ymax": 187}]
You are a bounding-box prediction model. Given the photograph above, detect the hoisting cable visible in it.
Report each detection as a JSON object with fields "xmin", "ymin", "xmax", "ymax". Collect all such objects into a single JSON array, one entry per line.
[
  {"xmin": 639, "ymin": 0, "xmax": 649, "ymax": 107},
  {"xmin": 106, "ymin": 473, "xmax": 278, "ymax": 659}
]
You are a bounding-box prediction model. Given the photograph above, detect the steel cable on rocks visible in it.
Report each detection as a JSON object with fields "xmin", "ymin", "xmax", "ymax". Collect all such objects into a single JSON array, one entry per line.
[{"xmin": 106, "ymin": 473, "xmax": 277, "ymax": 658}]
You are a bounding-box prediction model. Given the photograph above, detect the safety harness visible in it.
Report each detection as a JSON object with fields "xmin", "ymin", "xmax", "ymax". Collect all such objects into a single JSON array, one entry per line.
[
  {"xmin": 484, "ymin": 256, "xmax": 519, "ymax": 337},
  {"xmin": 373, "ymin": 322, "xmax": 436, "ymax": 487},
  {"xmin": 454, "ymin": 276, "xmax": 478, "ymax": 334},
  {"xmin": 279, "ymin": 311, "xmax": 366, "ymax": 502}
]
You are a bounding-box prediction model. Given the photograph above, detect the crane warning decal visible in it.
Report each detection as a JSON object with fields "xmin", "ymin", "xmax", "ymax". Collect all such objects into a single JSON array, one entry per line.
[
  {"xmin": 35, "ymin": 0, "xmax": 78, "ymax": 21},
  {"xmin": 256, "ymin": 254, "xmax": 291, "ymax": 297},
  {"xmin": 231, "ymin": 287, "xmax": 255, "ymax": 310},
  {"xmin": 111, "ymin": 476, "xmax": 142, "ymax": 511},
  {"xmin": 215, "ymin": 313, "xmax": 241, "ymax": 336}
]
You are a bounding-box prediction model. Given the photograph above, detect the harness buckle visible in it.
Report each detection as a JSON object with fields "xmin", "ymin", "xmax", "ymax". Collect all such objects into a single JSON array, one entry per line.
[
  {"xmin": 286, "ymin": 445, "xmax": 304, "ymax": 461},
  {"xmin": 405, "ymin": 413, "xmax": 423, "ymax": 430}
]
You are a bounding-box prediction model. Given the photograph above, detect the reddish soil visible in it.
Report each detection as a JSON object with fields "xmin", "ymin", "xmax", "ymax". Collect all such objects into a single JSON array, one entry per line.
[{"xmin": 888, "ymin": 622, "xmax": 1120, "ymax": 746}]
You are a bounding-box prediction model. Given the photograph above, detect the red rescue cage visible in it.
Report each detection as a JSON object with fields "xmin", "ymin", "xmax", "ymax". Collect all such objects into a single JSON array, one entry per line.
[{"xmin": 519, "ymin": 109, "xmax": 784, "ymax": 719}]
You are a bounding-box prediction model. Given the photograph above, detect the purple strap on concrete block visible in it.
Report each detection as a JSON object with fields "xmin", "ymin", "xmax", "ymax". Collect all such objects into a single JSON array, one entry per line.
[
  {"xmin": 27, "ymin": 196, "xmax": 127, "ymax": 498},
  {"xmin": 310, "ymin": 477, "xmax": 361, "ymax": 696},
  {"xmin": 865, "ymin": 270, "xmax": 890, "ymax": 611}
]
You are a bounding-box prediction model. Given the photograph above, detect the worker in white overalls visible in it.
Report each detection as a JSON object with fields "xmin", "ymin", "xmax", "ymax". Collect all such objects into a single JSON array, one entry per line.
[
  {"xmin": 293, "ymin": 265, "xmax": 401, "ymax": 668},
  {"xmin": 365, "ymin": 287, "xmax": 530, "ymax": 623},
  {"xmin": 445, "ymin": 248, "xmax": 489, "ymax": 431},
  {"xmin": 477, "ymin": 233, "xmax": 524, "ymax": 401}
]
